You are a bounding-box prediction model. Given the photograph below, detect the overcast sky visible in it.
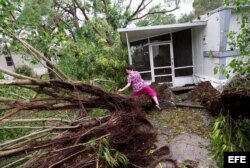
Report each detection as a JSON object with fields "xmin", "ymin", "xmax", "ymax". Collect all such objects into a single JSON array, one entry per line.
[
  {"xmin": 127, "ymin": 0, "xmax": 194, "ymax": 19},
  {"xmin": 171, "ymin": 0, "xmax": 194, "ymax": 18}
]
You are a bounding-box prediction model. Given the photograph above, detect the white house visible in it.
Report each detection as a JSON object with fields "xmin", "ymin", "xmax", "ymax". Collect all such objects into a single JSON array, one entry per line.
[
  {"xmin": 118, "ymin": 6, "xmax": 247, "ymax": 88},
  {"xmin": 0, "ymin": 54, "xmax": 47, "ymax": 79}
]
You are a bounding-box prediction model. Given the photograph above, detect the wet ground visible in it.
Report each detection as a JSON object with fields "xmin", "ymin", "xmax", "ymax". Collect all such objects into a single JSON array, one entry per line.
[{"xmin": 147, "ymin": 107, "xmax": 217, "ymax": 168}]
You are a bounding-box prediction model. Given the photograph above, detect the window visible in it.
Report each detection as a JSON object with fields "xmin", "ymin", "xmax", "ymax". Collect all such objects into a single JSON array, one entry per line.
[{"xmin": 5, "ymin": 56, "xmax": 13, "ymax": 66}]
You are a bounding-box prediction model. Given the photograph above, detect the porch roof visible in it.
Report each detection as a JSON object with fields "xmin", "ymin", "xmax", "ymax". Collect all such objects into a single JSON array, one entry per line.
[{"xmin": 118, "ymin": 21, "xmax": 207, "ymax": 44}]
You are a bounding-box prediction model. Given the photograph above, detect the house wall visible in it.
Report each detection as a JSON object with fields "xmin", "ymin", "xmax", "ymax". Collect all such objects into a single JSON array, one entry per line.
[
  {"xmin": 192, "ymin": 10, "xmax": 221, "ymax": 80},
  {"xmin": 192, "ymin": 26, "xmax": 220, "ymax": 82},
  {"xmin": 203, "ymin": 12, "xmax": 221, "ymax": 51},
  {"xmin": 192, "ymin": 26, "xmax": 204, "ymax": 76},
  {"xmin": 192, "ymin": 8, "xmax": 243, "ymax": 87},
  {"xmin": 0, "ymin": 54, "xmax": 47, "ymax": 79}
]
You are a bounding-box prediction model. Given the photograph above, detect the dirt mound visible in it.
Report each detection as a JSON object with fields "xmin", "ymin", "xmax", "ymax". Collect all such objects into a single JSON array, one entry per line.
[
  {"xmin": 187, "ymin": 81, "xmax": 220, "ymax": 102},
  {"xmin": 186, "ymin": 81, "xmax": 250, "ymax": 117},
  {"xmin": 136, "ymin": 83, "xmax": 175, "ymax": 110},
  {"xmin": 186, "ymin": 82, "xmax": 222, "ymax": 115},
  {"xmin": 222, "ymin": 87, "xmax": 250, "ymax": 117}
]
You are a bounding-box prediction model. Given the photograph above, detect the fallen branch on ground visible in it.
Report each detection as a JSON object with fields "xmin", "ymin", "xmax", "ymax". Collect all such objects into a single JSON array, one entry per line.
[
  {"xmin": 2, "ymin": 118, "xmax": 73, "ymax": 124},
  {"xmin": 175, "ymin": 103, "xmax": 205, "ymax": 109}
]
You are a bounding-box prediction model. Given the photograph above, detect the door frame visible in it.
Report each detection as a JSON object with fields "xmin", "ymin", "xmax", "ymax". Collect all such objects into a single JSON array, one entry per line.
[{"xmin": 149, "ymin": 42, "xmax": 175, "ymax": 87}]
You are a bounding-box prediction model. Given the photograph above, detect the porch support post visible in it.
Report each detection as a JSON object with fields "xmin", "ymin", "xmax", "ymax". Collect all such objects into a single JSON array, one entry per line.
[
  {"xmin": 170, "ymin": 33, "xmax": 175, "ymax": 87},
  {"xmin": 149, "ymin": 45, "xmax": 155, "ymax": 82},
  {"xmin": 126, "ymin": 32, "xmax": 132, "ymax": 65}
]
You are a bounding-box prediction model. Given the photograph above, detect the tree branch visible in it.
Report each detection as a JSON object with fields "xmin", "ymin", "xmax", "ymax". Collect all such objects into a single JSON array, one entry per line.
[
  {"xmin": 2, "ymin": 118, "xmax": 72, "ymax": 124},
  {"xmin": 125, "ymin": 0, "xmax": 133, "ymax": 13},
  {"xmin": 0, "ymin": 125, "xmax": 81, "ymax": 130},
  {"xmin": 137, "ymin": 0, "xmax": 153, "ymax": 14},
  {"xmin": 0, "ymin": 96, "xmax": 16, "ymax": 102},
  {"xmin": 73, "ymin": 0, "xmax": 112, "ymax": 45},
  {"xmin": 0, "ymin": 67, "xmax": 38, "ymax": 82},
  {"xmin": 0, "ymin": 129, "xmax": 52, "ymax": 149},
  {"xmin": 58, "ymin": 17, "xmax": 77, "ymax": 42},
  {"xmin": 53, "ymin": 0, "xmax": 72, "ymax": 15},
  {"xmin": 73, "ymin": 0, "xmax": 103, "ymax": 36},
  {"xmin": 0, "ymin": 79, "xmax": 46, "ymax": 85},
  {"xmin": 9, "ymin": 92, "xmax": 29, "ymax": 100},
  {"xmin": 101, "ymin": 0, "xmax": 111, "ymax": 23},
  {"xmin": 131, "ymin": 8, "xmax": 178, "ymax": 21},
  {"xmin": 8, "ymin": 33, "xmax": 69, "ymax": 80},
  {"xmin": 2, "ymin": 155, "xmax": 31, "ymax": 168},
  {"xmin": 130, "ymin": 0, "xmax": 145, "ymax": 18},
  {"xmin": 48, "ymin": 148, "xmax": 87, "ymax": 168},
  {"xmin": 72, "ymin": 0, "xmax": 90, "ymax": 20},
  {"xmin": 122, "ymin": 0, "xmax": 153, "ymax": 28},
  {"xmin": 73, "ymin": 0, "xmax": 103, "ymax": 37},
  {"xmin": 0, "ymin": 108, "xmax": 21, "ymax": 122}
]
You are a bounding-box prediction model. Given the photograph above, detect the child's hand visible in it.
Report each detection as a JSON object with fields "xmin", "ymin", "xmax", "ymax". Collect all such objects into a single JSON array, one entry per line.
[{"xmin": 118, "ymin": 89, "xmax": 123, "ymax": 92}]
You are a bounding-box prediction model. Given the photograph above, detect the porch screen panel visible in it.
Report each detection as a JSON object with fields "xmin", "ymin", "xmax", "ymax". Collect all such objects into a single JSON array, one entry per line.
[
  {"xmin": 172, "ymin": 29, "xmax": 193, "ymax": 76},
  {"xmin": 130, "ymin": 39, "xmax": 151, "ymax": 80},
  {"xmin": 130, "ymin": 39, "xmax": 150, "ymax": 71},
  {"xmin": 152, "ymin": 44, "xmax": 172, "ymax": 83},
  {"xmin": 153, "ymin": 45, "xmax": 171, "ymax": 67}
]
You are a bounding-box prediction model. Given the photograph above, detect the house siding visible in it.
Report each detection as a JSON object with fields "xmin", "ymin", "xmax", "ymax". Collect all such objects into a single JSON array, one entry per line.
[
  {"xmin": 0, "ymin": 54, "xmax": 47, "ymax": 78},
  {"xmin": 204, "ymin": 12, "xmax": 221, "ymax": 51},
  {"xmin": 192, "ymin": 8, "xmax": 244, "ymax": 85},
  {"xmin": 192, "ymin": 26, "xmax": 204, "ymax": 76}
]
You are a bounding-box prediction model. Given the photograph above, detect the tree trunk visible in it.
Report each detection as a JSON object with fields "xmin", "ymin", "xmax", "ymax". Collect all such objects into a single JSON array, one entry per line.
[{"xmin": 44, "ymin": 53, "xmax": 57, "ymax": 79}]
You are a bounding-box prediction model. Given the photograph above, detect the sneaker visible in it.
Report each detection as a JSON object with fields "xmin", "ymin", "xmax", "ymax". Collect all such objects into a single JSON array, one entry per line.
[{"xmin": 155, "ymin": 104, "xmax": 162, "ymax": 111}]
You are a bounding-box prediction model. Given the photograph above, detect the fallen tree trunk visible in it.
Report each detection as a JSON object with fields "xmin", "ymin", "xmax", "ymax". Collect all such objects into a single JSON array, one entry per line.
[{"xmin": 175, "ymin": 103, "xmax": 205, "ymax": 109}]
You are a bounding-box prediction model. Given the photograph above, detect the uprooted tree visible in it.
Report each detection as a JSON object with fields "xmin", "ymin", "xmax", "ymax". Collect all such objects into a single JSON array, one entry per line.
[
  {"xmin": 0, "ymin": 37, "xmax": 174, "ymax": 167},
  {"xmin": 0, "ymin": 34, "xmax": 175, "ymax": 167},
  {"xmin": 0, "ymin": 80, "xmax": 157, "ymax": 167},
  {"xmin": 0, "ymin": 0, "xmax": 182, "ymax": 166}
]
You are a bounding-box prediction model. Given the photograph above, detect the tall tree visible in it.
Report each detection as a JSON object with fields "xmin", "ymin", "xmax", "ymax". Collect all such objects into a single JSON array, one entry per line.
[
  {"xmin": 178, "ymin": 0, "xmax": 224, "ymax": 23},
  {"xmin": 193, "ymin": 0, "xmax": 224, "ymax": 16},
  {"xmin": 136, "ymin": 5, "xmax": 177, "ymax": 26},
  {"xmin": 136, "ymin": 13, "xmax": 176, "ymax": 26},
  {"xmin": 1, "ymin": 0, "xmax": 181, "ymax": 83}
]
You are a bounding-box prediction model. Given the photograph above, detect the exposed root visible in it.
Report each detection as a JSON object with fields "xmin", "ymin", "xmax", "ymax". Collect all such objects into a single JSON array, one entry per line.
[{"xmin": 0, "ymin": 80, "xmax": 160, "ymax": 167}]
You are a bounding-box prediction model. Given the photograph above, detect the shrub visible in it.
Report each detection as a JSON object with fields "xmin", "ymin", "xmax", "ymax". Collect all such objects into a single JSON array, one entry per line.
[
  {"xmin": 15, "ymin": 64, "xmax": 36, "ymax": 77},
  {"xmin": 0, "ymin": 72, "xmax": 4, "ymax": 79}
]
